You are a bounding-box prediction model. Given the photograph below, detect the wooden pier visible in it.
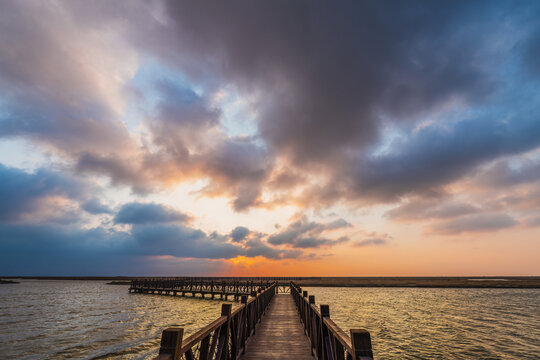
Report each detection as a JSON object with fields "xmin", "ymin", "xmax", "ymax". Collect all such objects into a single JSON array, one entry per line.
[
  {"xmin": 129, "ymin": 279, "xmax": 275, "ymax": 300},
  {"xmin": 129, "ymin": 279, "xmax": 374, "ymax": 359}
]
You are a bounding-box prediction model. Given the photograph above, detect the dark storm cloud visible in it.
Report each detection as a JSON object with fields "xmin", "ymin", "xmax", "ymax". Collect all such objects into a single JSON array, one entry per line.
[
  {"xmin": 0, "ymin": 164, "xmax": 87, "ymax": 222},
  {"xmin": 163, "ymin": 1, "xmax": 494, "ymax": 163},
  {"xmin": 138, "ymin": 0, "xmax": 539, "ymax": 206},
  {"xmin": 430, "ymin": 213, "xmax": 518, "ymax": 235},
  {"xmin": 114, "ymin": 202, "xmax": 191, "ymax": 224}
]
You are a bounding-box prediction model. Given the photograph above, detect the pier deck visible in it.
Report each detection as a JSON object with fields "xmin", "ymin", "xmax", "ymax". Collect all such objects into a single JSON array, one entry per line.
[{"xmin": 242, "ymin": 294, "xmax": 312, "ymax": 359}]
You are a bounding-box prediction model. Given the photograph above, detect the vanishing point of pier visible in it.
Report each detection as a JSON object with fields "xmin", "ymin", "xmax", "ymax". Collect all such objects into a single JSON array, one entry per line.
[{"xmin": 129, "ymin": 278, "xmax": 374, "ymax": 359}]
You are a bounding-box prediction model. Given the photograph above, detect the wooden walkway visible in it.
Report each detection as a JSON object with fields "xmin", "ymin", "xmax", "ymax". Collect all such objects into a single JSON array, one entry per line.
[
  {"xmin": 152, "ymin": 282, "xmax": 374, "ymax": 360},
  {"xmin": 242, "ymin": 294, "xmax": 313, "ymax": 359}
]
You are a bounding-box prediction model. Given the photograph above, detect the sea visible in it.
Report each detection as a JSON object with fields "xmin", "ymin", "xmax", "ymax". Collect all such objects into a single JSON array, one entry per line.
[{"xmin": 0, "ymin": 280, "xmax": 538, "ymax": 359}]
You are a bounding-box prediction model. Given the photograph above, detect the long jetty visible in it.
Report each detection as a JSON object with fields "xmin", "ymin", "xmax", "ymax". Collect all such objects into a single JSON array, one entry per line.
[{"xmin": 129, "ymin": 278, "xmax": 374, "ymax": 359}]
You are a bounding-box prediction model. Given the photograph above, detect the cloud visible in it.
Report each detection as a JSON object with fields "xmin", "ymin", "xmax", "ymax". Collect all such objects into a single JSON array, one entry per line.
[
  {"xmin": 0, "ymin": 161, "xmax": 310, "ymax": 273},
  {"xmin": 129, "ymin": 224, "xmax": 240, "ymax": 259},
  {"xmin": 386, "ymin": 198, "xmax": 479, "ymax": 221},
  {"xmin": 199, "ymin": 136, "xmax": 273, "ymax": 211},
  {"xmin": 243, "ymin": 238, "xmax": 302, "ymax": 259},
  {"xmin": 81, "ymin": 198, "xmax": 114, "ymax": 215},
  {"xmin": 0, "ymin": 1, "xmax": 137, "ymax": 156},
  {"xmin": 430, "ymin": 213, "xmax": 518, "ymax": 235},
  {"xmin": 0, "ymin": 222, "xmax": 232, "ymax": 276},
  {"xmin": 114, "ymin": 202, "xmax": 191, "ymax": 224},
  {"xmin": 141, "ymin": 0, "xmax": 540, "ymax": 209},
  {"xmin": 292, "ymin": 236, "xmax": 349, "ymax": 249},
  {"xmin": 162, "ymin": 1, "xmax": 495, "ymax": 163},
  {"xmin": 76, "ymin": 152, "xmax": 152, "ymax": 194},
  {"xmin": 350, "ymin": 112, "xmax": 540, "ymax": 202},
  {"xmin": 72, "ymin": 78, "xmax": 273, "ymax": 209},
  {"xmin": 353, "ymin": 238, "xmax": 387, "ymax": 247},
  {"xmin": 230, "ymin": 226, "xmax": 250, "ymax": 242},
  {"xmin": 0, "ymin": 163, "xmax": 88, "ymax": 222},
  {"xmin": 522, "ymin": 21, "xmax": 540, "ymax": 78},
  {"xmin": 267, "ymin": 214, "xmax": 351, "ymax": 248},
  {"xmin": 148, "ymin": 0, "xmax": 540, "ymax": 208},
  {"xmin": 0, "ymin": 217, "xmax": 308, "ymax": 275},
  {"xmin": 148, "ymin": 79, "xmax": 221, "ymax": 157},
  {"xmin": 326, "ymin": 218, "xmax": 353, "ymax": 229},
  {"xmin": 475, "ymin": 156, "xmax": 540, "ymax": 188},
  {"xmin": 524, "ymin": 216, "xmax": 540, "ymax": 227},
  {"xmin": 1, "ymin": 1, "xmax": 539, "ymax": 213}
]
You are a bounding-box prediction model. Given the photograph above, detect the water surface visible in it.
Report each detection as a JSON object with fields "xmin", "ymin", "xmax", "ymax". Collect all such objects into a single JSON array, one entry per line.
[
  {"xmin": 1, "ymin": 281, "xmax": 539, "ymax": 359},
  {"xmin": 0, "ymin": 280, "xmax": 231, "ymax": 359},
  {"xmin": 304, "ymin": 286, "xmax": 540, "ymax": 359}
]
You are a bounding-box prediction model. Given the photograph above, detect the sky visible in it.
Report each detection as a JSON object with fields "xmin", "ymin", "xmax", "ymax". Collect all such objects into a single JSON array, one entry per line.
[{"xmin": 0, "ymin": 0, "xmax": 539, "ymax": 276}]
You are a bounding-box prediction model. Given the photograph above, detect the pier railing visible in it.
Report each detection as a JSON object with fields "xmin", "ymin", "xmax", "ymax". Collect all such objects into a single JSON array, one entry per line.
[
  {"xmin": 290, "ymin": 282, "xmax": 374, "ymax": 360},
  {"xmin": 156, "ymin": 282, "xmax": 276, "ymax": 360},
  {"xmin": 132, "ymin": 278, "xmax": 272, "ymax": 295}
]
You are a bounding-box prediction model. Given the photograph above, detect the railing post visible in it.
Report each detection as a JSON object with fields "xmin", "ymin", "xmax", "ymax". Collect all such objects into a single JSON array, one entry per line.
[
  {"xmin": 240, "ymin": 295, "xmax": 248, "ymax": 354},
  {"xmin": 320, "ymin": 305, "xmax": 331, "ymax": 360},
  {"xmin": 302, "ymin": 291, "xmax": 309, "ymax": 334},
  {"xmin": 308, "ymin": 295, "xmax": 315, "ymax": 341},
  {"xmin": 157, "ymin": 328, "xmax": 183, "ymax": 360},
  {"xmin": 351, "ymin": 329, "xmax": 374, "ymax": 360},
  {"xmin": 218, "ymin": 304, "xmax": 232, "ymax": 360}
]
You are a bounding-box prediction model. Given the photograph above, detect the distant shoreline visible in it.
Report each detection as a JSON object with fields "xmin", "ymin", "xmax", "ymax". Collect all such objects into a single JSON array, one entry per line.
[
  {"xmin": 1, "ymin": 276, "xmax": 539, "ymax": 288},
  {"xmin": 0, "ymin": 279, "xmax": 20, "ymax": 284}
]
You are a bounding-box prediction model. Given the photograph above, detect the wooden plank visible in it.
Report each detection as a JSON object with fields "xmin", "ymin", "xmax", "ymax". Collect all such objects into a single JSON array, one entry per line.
[{"xmin": 241, "ymin": 294, "xmax": 313, "ymax": 359}]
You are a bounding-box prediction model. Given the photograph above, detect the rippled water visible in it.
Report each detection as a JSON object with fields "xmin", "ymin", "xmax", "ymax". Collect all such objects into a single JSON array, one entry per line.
[
  {"xmin": 304, "ymin": 287, "xmax": 540, "ymax": 359},
  {"xmin": 1, "ymin": 281, "xmax": 539, "ymax": 359},
  {"xmin": 0, "ymin": 280, "xmax": 232, "ymax": 359}
]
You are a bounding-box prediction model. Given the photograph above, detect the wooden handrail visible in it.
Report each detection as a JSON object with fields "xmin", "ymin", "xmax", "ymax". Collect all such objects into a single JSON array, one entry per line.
[
  {"xmin": 155, "ymin": 282, "xmax": 277, "ymax": 360},
  {"xmin": 290, "ymin": 281, "xmax": 374, "ymax": 360},
  {"xmin": 178, "ymin": 317, "xmax": 228, "ymax": 354},
  {"xmin": 323, "ymin": 317, "xmax": 354, "ymax": 354}
]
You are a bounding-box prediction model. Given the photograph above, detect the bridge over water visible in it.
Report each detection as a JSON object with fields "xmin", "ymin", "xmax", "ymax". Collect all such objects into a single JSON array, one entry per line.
[{"xmin": 129, "ymin": 278, "xmax": 374, "ymax": 359}]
